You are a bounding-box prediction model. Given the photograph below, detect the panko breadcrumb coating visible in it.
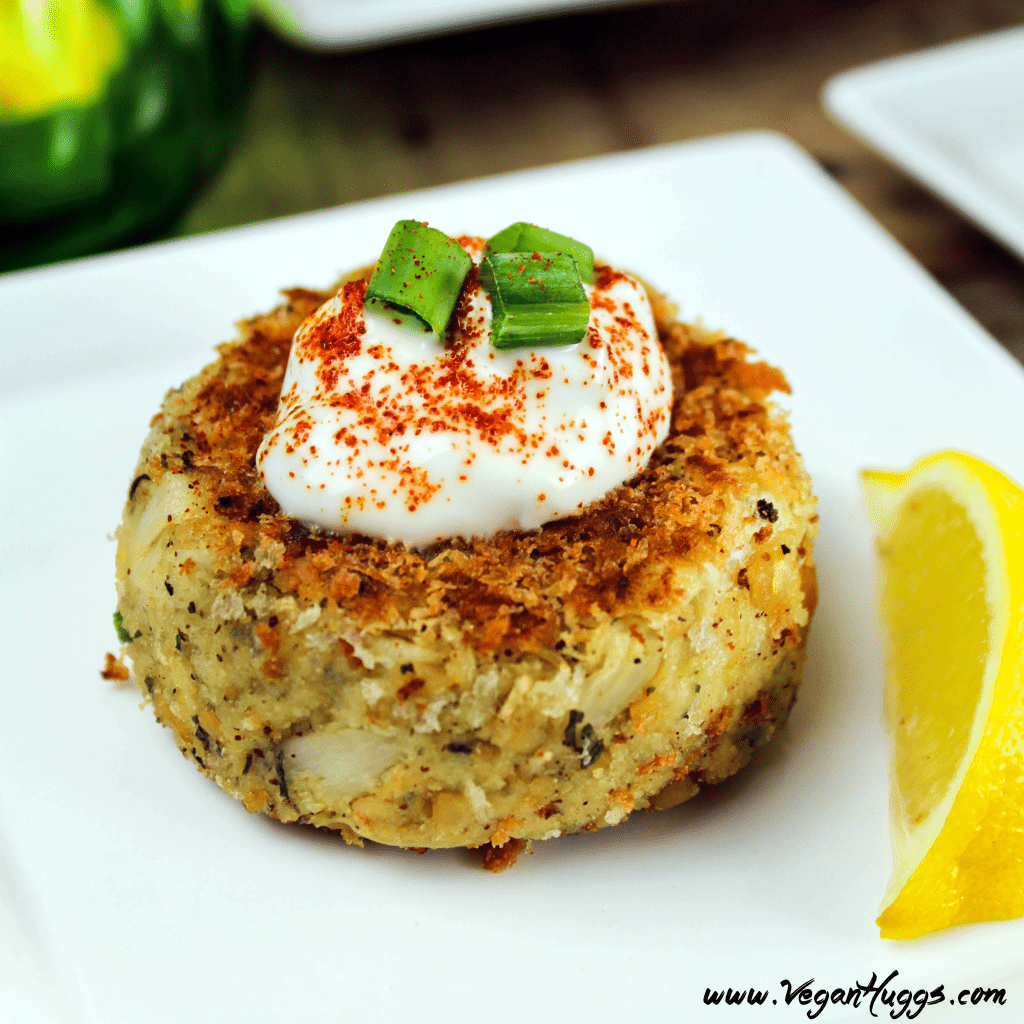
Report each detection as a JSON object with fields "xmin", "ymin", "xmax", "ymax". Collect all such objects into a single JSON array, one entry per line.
[{"xmin": 113, "ymin": 261, "xmax": 817, "ymax": 860}]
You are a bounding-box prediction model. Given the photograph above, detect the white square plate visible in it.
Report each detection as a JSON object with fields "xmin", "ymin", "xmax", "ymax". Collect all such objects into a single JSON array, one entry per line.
[
  {"xmin": 824, "ymin": 27, "xmax": 1024, "ymax": 264},
  {"xmin": 261, "ymin": 0, "xmax": 643, "ymax": 49},
  {"xmin": 2, "ymin": 132, "xmax": 1023, "ymax": 1023}
]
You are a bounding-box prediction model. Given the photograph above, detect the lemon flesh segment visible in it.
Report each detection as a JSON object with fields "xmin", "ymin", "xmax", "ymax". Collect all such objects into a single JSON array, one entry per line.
[{"xmin": 862, "ymin": 451, "xmax": 1024, "ymax": 940}]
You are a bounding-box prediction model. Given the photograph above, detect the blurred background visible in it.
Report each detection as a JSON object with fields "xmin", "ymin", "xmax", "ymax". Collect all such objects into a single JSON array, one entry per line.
[{"xmin": 2, "ymin": 0, "xmax": 1023, "ymax": 360}]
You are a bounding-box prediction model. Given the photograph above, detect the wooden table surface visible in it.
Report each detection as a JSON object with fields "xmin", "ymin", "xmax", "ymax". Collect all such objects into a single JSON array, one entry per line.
[{"xmin": 174, "ymin": 0, "xmax": 1024, "ymax": 362}]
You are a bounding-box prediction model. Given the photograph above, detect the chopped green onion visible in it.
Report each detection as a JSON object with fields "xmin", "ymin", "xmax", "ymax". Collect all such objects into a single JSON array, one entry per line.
[
  {"xmin": 114, "ymin": 610, "xmax": 132, "ymax": 644},
  {"xmin": 365, "ymin": 220, "xmax": 472, "ymax": 336},
  {"xmin": 479, "ymin": 252, "xmax": 590, "ymax": 350},
  {"xmin": 484, "ymin": 222, "xmax": 594, "ymax": 284}
]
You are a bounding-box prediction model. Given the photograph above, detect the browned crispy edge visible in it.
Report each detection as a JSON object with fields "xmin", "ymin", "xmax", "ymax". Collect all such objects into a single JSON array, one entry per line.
[{"xmin": 134, "ymin": 264, "xmax": 805, "ymax": 658}]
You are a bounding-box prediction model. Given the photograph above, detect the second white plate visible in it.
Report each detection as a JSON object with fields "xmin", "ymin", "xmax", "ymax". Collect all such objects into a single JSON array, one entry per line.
[
  {"xmin": 824, "ymin": 26, "xmax": 1024, "ymax": 263},
  {"xmin": 259, "ymin": 0, "xmax": 643, "ymax": 49}
]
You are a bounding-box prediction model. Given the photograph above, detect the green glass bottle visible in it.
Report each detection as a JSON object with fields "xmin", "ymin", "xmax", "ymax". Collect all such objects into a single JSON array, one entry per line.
[{"xmin": 0, "ymin": 0, "xmax": 249, "ymax": 272}]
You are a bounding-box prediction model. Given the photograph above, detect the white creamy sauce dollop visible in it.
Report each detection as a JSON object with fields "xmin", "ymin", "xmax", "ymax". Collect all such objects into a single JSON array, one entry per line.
[{"xmin": 256, "ymin": 238, "xmax": 673, "ymax": 546}]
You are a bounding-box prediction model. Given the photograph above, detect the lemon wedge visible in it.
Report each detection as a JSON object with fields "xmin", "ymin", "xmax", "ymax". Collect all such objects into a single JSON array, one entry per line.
[{"xmin": 862, "ymin": 451, "xmax": 1024, "ymax": 940}]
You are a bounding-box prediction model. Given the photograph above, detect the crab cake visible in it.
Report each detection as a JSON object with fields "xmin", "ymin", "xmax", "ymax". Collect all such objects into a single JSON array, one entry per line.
[{"xmin": 113, "ymin": 263, "xmax": 817, "ymax": 856}]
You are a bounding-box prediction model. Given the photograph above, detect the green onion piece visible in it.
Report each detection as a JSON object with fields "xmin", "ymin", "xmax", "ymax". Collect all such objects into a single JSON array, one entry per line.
[
  {"xmin": 479, "ymin": 252, "xmax": 591, "ymax": 350},
  {"xmin": 114, "ymin": 610, "xmax": 132, "ymax": 644},
  {"xmin": 365, "ymin": 220, "xmax": 472, "ymax": 336},
  {"xmin": 484, "ymin": 222, "xmax": 594, "ymax": 284}
]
